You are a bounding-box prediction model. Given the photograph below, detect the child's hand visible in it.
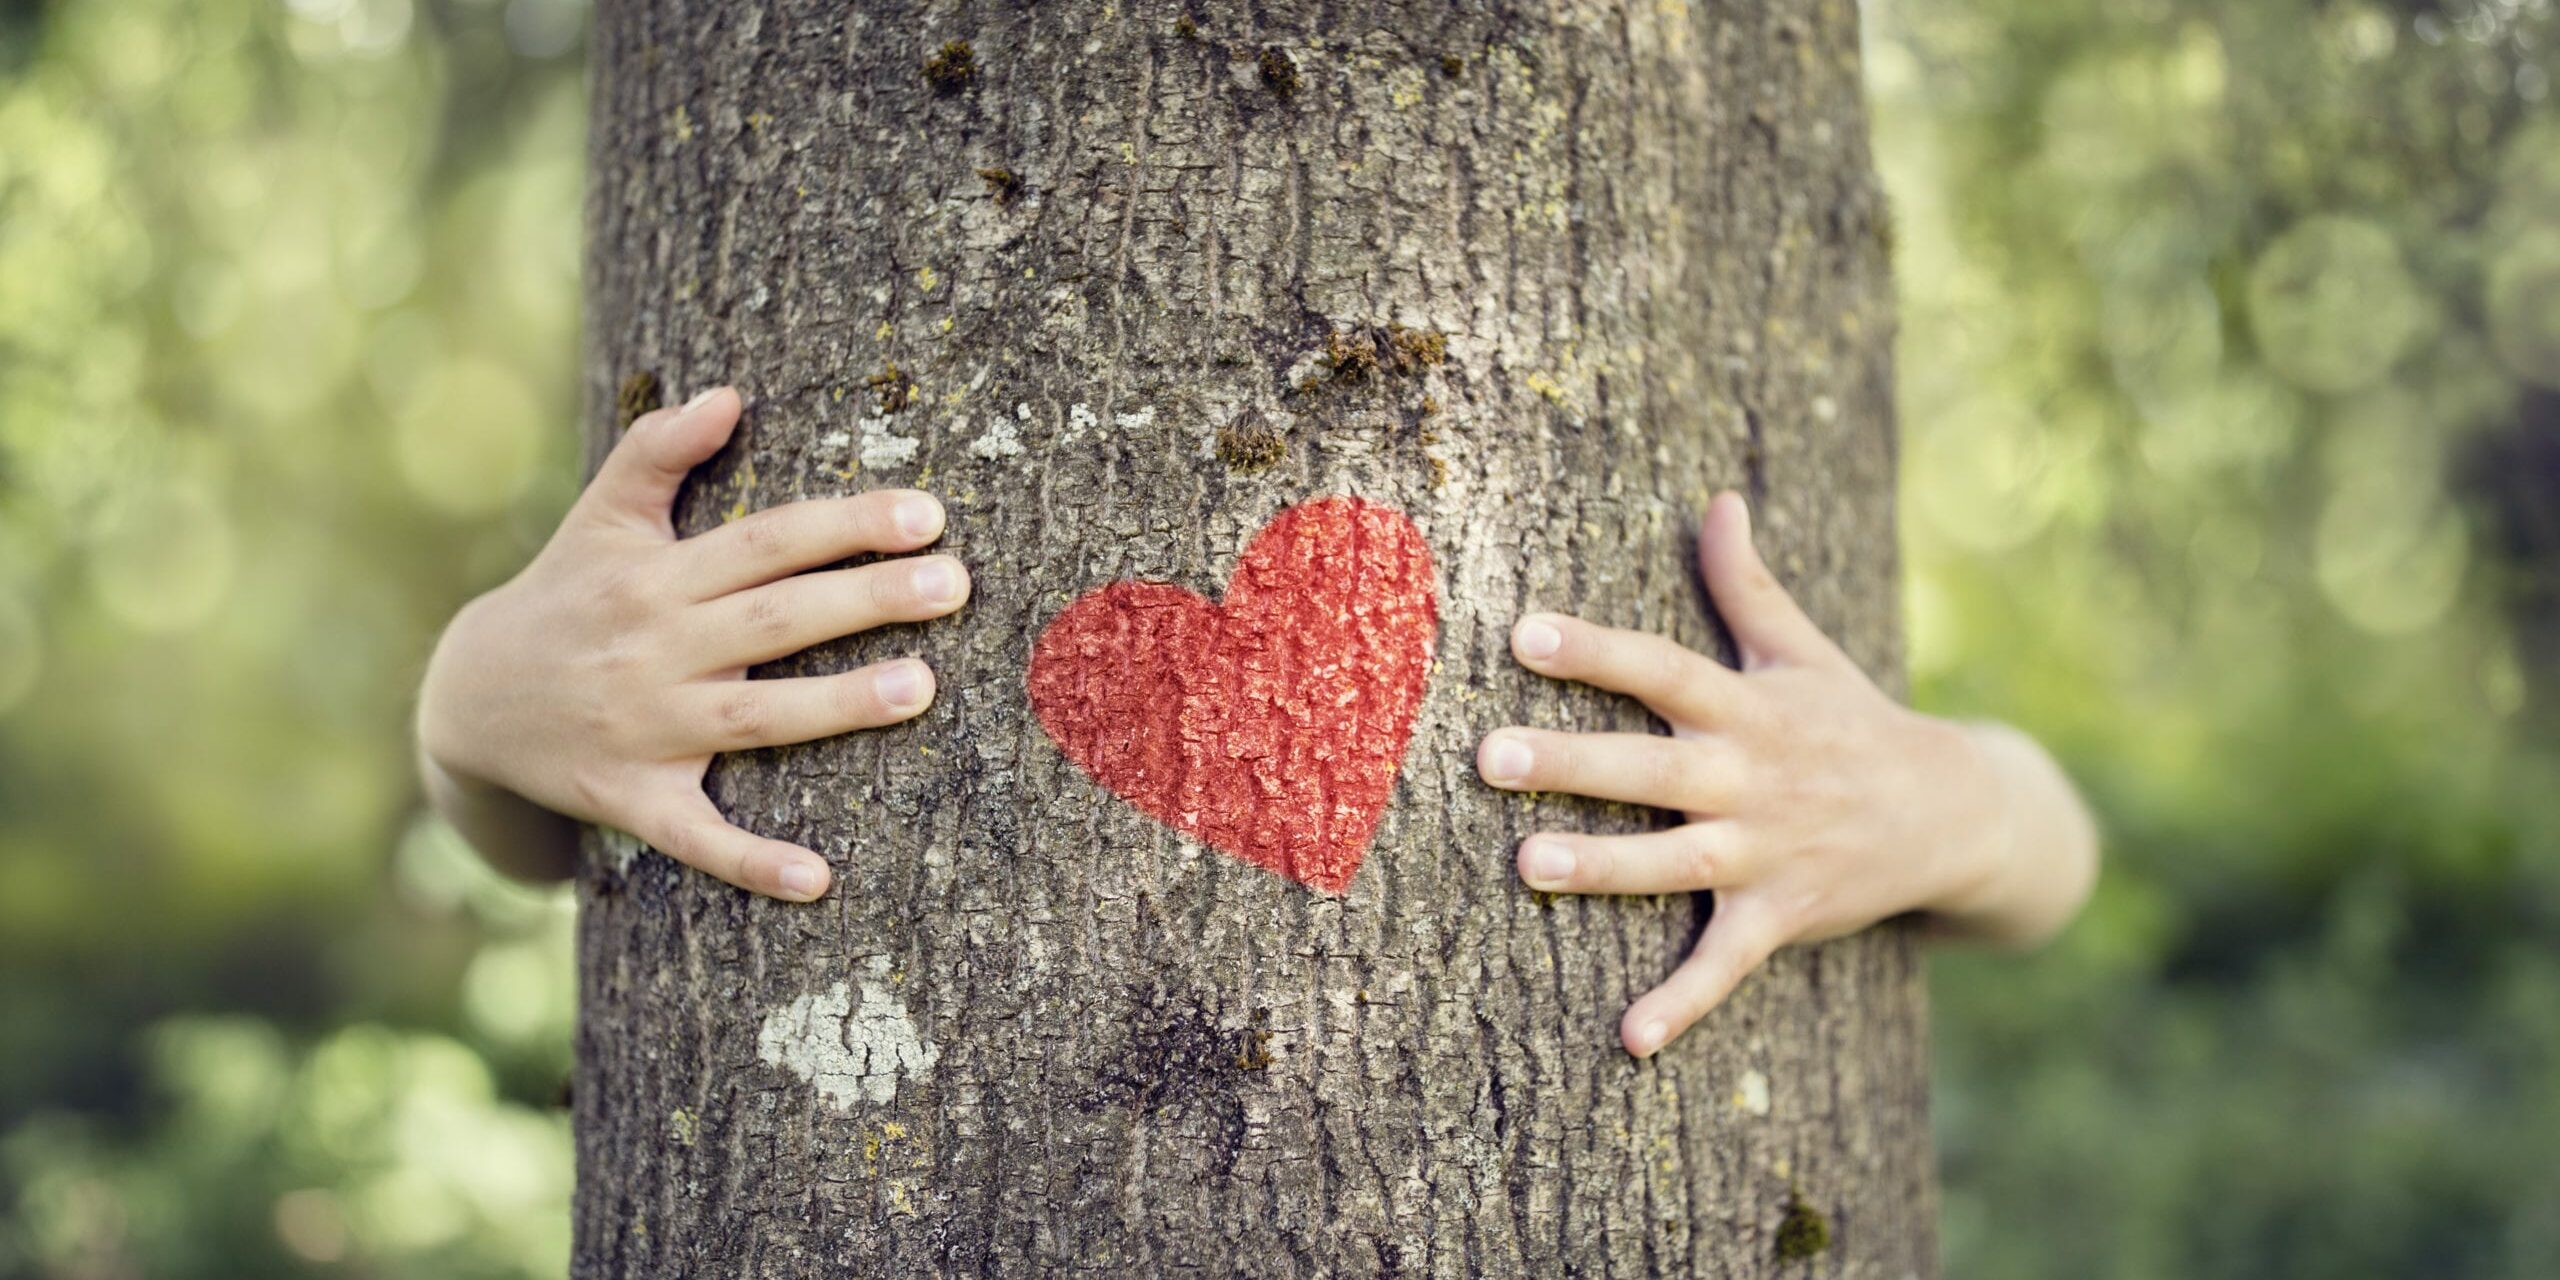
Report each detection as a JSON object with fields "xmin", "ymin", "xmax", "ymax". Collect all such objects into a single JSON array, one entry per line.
[
  {"xmin": 415, "ymin": 387, "xmax": 970, "ymax": 901},
  {"xmin": 1479, "ymin": 492, "xmax": 2096, "ymax": 1057}
]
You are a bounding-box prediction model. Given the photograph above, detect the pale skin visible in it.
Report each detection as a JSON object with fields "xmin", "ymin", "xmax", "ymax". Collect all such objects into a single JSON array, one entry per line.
[
  {"xmin": 1480, "ymin": 491, "xmax": 2097, "ymax": 1058},
  {"xmin": 416, "ymin": 387, "xmax": 972, "ymax": 902},
  {"xmin": 418, "ymin": 387, "xmax": 2097, "ymax": 1056}
]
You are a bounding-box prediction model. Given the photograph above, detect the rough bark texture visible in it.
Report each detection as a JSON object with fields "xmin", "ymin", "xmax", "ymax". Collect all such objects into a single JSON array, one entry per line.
[{"xmin": 574, "ymin": 1, "xmax": 1927, "ymax": 1276}]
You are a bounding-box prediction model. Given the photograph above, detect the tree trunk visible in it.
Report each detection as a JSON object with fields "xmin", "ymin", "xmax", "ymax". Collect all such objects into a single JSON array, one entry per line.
[{"xmin": 573, "ymin": 1, "xmax": 1925, "ymax": 1276}]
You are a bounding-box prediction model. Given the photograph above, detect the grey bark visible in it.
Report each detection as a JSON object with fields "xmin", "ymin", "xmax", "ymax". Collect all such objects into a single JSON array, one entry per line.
[{"xmin": 574, "ymin": 1, "xmax": 1926, "ymax": 1277}]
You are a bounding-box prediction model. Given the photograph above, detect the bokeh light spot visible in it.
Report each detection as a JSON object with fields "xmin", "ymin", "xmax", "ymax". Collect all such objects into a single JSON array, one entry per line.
[
  {"xmin": 86, "ymin": 478, "xmax": 237, "ymax": 633},
  {"xmin": 2247, "ymin": 216, "xmax": 2432, "ymax": 394},
  {"xmin": 393, "ymin": 358, "xmax": 543, "ymax": 517}
]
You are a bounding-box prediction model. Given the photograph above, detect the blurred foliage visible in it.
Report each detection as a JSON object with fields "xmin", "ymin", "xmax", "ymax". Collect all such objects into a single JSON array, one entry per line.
[
  {"xmin": 0, "ymin": 0, "xmax": 2554, "ymax": 1275},
  {"xmin": 0, "ymin": 0, "xmax": 585, "ymax": 1274},
  {"xmin": 1871, "ymin": 0, "xmax": 2560, "ymax": 1273}
]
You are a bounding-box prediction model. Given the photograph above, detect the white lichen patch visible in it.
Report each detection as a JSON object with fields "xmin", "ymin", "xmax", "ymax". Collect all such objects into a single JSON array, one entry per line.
[
  {"xmin": 1062, "ymin": 402, "xmax": 1099, "ymax": 444},
  {"xmin": 857, "ymin": 414, "xmax": 921, "ymax": 469},
  {"xmin": 757, "ymin": 959, "xmax": 939, "ymax": 1110},
  {"xmin": 967, "ymin": 416, "xmax": 1025, "ymax": 459},
  {"xmin": 597, "ymin": 826, "xmax": 645, "ymax": 876},
  {"xmin": 1112, "ymin": 406, "xmax": 1156, "ymax": 432},
  {"xmin": 1732, "ymin": 1068, "xmax": 1772, "ymax": 1117}
]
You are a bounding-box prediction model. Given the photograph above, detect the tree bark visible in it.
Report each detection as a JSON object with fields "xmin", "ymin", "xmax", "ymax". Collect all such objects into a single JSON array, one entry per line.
[{"xmin": 574, "ymin": 2, "xmax": 1926, "ymax": 1276}]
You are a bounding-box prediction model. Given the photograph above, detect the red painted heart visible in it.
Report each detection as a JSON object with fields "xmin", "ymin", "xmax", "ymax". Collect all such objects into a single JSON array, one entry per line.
[{"xmin": 1027, "ymin": 496, "xmax": 1439, "ymax": 894}]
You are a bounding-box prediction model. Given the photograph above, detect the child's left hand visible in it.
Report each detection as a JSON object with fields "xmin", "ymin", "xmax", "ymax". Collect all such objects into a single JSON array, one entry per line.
[{"xmin": 1479, "ymin": 492, "xmax": 2081, "ymax": 1058}]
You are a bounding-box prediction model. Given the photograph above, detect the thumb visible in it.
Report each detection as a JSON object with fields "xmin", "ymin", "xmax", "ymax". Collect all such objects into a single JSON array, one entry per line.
[
  {"xmin": 581, "ymin": 386, "xmax": 743, "ymax": 534},
  {"xmin": 1698, "ymin": 491, "xmax": 1844, "ymax": 671}
]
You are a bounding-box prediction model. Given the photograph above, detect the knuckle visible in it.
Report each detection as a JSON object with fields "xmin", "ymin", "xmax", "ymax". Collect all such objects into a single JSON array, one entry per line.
[
  {"xmin": 865, "ymin": 564, "xmax": 910, "ymax": 614},
  {"xmin": 1645, "ymin": 641, "xmax": 1692, "ymax": 698},
  {"xmin": 851, "ymin": 491, "xmax": 901, "ymax": 540},
  {"xmin": 741, "ymin": 589, "xmax": 795, "ymax": 641},
  {"xmin": 1643, "ymin": 744, "xmax": 1692, "ymax": 801},
  {"xmin": 713, "ymin": 690, "xmax": 769, "ymax": 742},
  {"xmin": 1565, "ymin": 838, "xmax": 1608, "ymax": 889},
  {"xmin": 1532, "ymin": 734, "xmax": 1570, "ymax": 786},
  {"xmin": 1679, "ymin": 834, "xmax": 1723, "ymax": 886},
  {"xmin": 562, "ymin": 764, "xmax": 613, "ymax": 819},
  {"xmin": 648, "ymin": 815, "xmax": 697, "ymax": 863},
  {"xmin": 734, "ymin": 511, "xmax": 787, "ymax": 560},
  {"xmin": 590, "ymin": 566, "xmax": 657, "ymax": 621},
  {"xmin": 836, "ymin": 672, "xmax": 887, "ymax": 725}
]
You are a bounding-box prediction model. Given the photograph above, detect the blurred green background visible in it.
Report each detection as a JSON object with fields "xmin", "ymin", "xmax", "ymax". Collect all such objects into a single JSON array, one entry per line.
[{"xmin": 1, "ymin": 0, "xmax": 2554, "ymax": 1275}]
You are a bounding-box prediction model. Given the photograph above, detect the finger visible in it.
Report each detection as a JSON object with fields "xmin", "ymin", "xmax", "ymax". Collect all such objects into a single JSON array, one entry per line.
[
  {"xmin": 684, "ymin": 555, "xmax": 970, "ymax": 671},
  {"xmin": 1511, "ymin": 612, "xmax": 1749, "ymax": 726},
  {"xmin": 1477, "ymin": 728, "xmax": 1738, "ymax": 813},
  {"xmin": 671, "ymin": 659, "xmax": 937, "ymax": 752},
  {"xmin": 1517, "ymin": 823, "xmax": 1752, "ymax": 896},
  {"xmin": 582, "ymin": 387, "xmax": 743, "ymax": 534},
  {"xmin": 1698, "ymin": 491, "xmax": 1848, "ymax": 671},
  {"xmin": 641, "ymin": 790, "xmax": 833, "ymax": 901},
  {"xmin": 677, "ymin": 488, "xmax": 947, "ymax": 600},
  {"xmin": 1621, "ymin": 899, "xmax": 1783, "ymax": 1057}
]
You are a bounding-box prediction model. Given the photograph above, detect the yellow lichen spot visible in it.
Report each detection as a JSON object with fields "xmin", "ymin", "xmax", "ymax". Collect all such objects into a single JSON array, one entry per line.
[
  {"xmin": 833, "ymin": 386, "xmax": 847, "ymax": 402},
  {"xmin": 876, "ymin": 320, "xmax": 895, "ymax": 340},
  {"xmin": 1388, "ymin": 67, "xmax": 1426, "ymax": 110},
  {"xmin": 796, "ymin": 183, "xmax": 810, "ymax": 199},
  {"xmin": 889, "ymin": 1182, "xmax": 917, "ymax": 1216},
  {"xmin": 919, "ymin": 745, "xmax": 935, "ymax": 756},
  {"xmin": 671, "ymin": 103, "xmax": 693, "ymax": 143},
  {"xmin": 1120, "ymin": 141, "xmax": 1137, "ymax": 165},
  {"xmin": 883, "ymin": 1121, "xmax": 908, "ymax": 1140},
  {"xmin": 747, "ymin": 110, "xmax": 772, "ymax": 130},
  {"xmin": 939, "ymin": 316, "xmax": 954, "ymax": 333},
  {"xmin": 1024, "ymin": 266, "xmax": 1036, "ymax": 278},
  {"xmin": 668, "ymin": 1107, "xmax": 699, "ymax": 1147},
  {"xmin": 916, "ymin": 265, "xmax": 940, "ymax": 293},
  {"xmin": 864, "ymin": 1131, "xmax": 884, "ymax": 1163},
  {"xmin": 1525, "ymin": 371, "xmax": 1568, "ymax": 403},
  {"xmin": 722, "ymin": 461, "xmax": 758, "ymax": 522}
]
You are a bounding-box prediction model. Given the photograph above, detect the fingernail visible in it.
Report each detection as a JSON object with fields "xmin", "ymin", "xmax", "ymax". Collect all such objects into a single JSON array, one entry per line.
[
  {"xmin": 1633, "ymin": 1019, "xmax": 1668, "ymax": 1057},
  {"xmin": 876, "ymin": 660, "xmax": 930, "ymax": 712},
  {"xmin": 895, "ymin": 494, "xmax": 944, "ymax": 541},
  {"xmin": 1515, "ymin": 616, "xmax": 1563, "ymax": 662},
  {"xmin": 1482, "ymin": 736, "xmax": 1533, "ymax": 786},
  {"xmin": 778, "ymin": 861, "xmax": 827, "ymax": 900},
  {"xmin": 912, "ymin": 559, "xmax": 962, "ymax": 605},
  {"xmin": 680, "ymin": 386, "xmax": 725, "ymax": 415},
  {"xmin": 1522, "ymin": 837, "xmax": 1575, "ymax": 888}
]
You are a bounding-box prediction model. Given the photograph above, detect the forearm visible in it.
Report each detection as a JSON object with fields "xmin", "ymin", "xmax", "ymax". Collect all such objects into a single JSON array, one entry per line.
[
  {"xmin": 1928, "ymin": 720, "xmax": 2099, "ymax": 947},
  {"xmin": 417, "ymin": 744, "xmax": 582, "ymax": 885}
]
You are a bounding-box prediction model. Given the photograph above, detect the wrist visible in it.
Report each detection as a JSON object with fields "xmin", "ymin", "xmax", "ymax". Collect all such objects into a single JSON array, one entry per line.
[
  {"xmin": 1926, "ymin": 719, "xmax": 2096, "ymax": 947},
  {"xmin": 1921, "ymin": 717, "xmax": 2030, "ymax": 938}
]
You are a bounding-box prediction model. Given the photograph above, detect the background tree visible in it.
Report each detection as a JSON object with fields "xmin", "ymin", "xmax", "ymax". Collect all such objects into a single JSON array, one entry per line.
[{"xmin": 573, "ymin": 1, "xmax": 1922, "ymax": 1275}]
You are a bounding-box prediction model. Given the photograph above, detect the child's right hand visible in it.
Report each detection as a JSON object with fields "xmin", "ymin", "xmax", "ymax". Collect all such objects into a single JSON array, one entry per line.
[{"xmin": 415, "ymin": 387, "xmax": 970, "ymax": 901}]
